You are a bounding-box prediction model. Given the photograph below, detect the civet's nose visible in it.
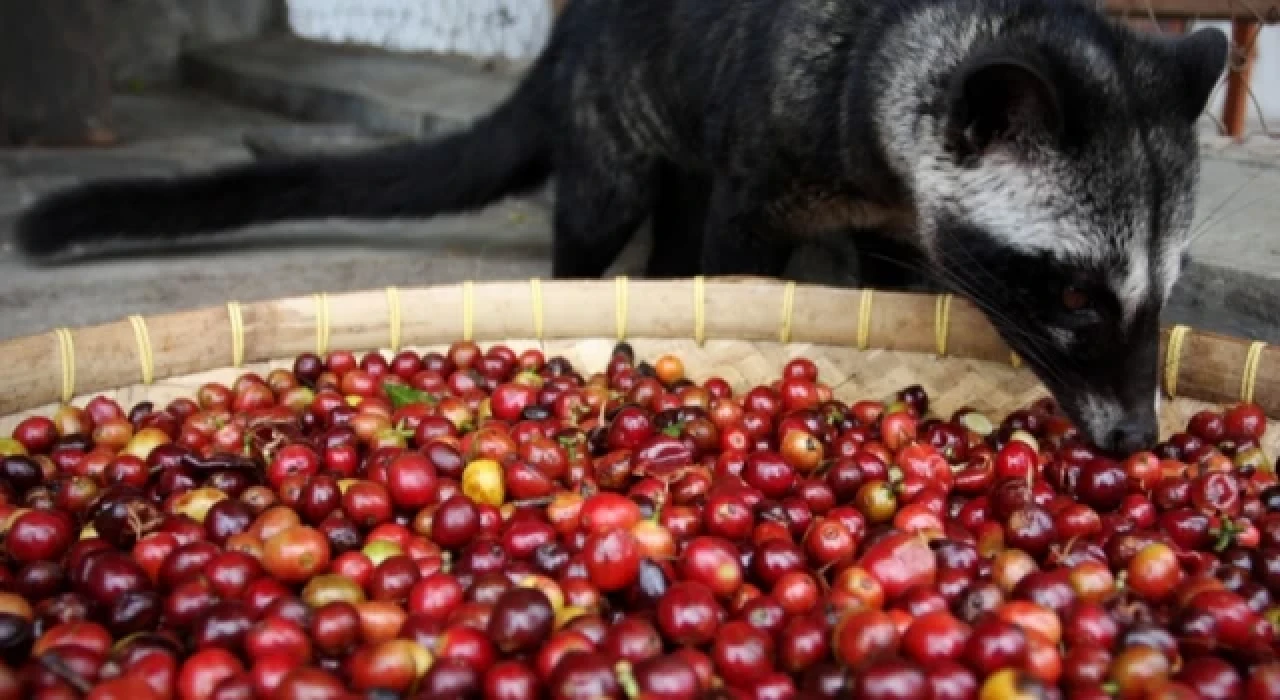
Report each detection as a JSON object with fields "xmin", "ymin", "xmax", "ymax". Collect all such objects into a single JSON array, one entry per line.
[{"xmin": 1100, "ymin": 418, "xmax": 1158, "ymax": 454}]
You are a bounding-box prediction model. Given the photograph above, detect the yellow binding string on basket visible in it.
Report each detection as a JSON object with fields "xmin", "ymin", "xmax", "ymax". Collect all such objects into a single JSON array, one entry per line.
[
  {"xmin": 1242, "ymin": 340, "xmax": 1267, "ymax": 404},
  {"xmin": 857, "ymin": 290, "xmax": 873, "ymax": 350},
  {"xmin": 462, "ymin": 281, "xmax": 475, "ymax": 343},
  {"xmin": 226, "ymin": 302, "xmax": 245, "ymax": 368},
  {"xmin": 615, "ymin": 276, "xmax": 629, "ymax": 340},
  {"xmin": 313, "ymin": 293, "xmax": 331, "ymax": 357},
  {"xmin": 934, "ymin": 294, "xmax": 953, "ymax": 357},
  {"xmin": 1164, "ymin": 324, "xmax": 1190, "ymax": 397},
  {"xmin": 128, "ymin": 315, "xmax": 155, "ymax": 385},
  {"xmin": 54, "ymin": 328, "xmax": 75, "ymax": 404},
  {"xmin": 779, "ymin": 281, "xmax": 797, "ymax": 344},
  {"xmin": 530, "ymin": 278, "xmax": 544, "ymax": 340},
  {"xmin": 693, "ymin": 276, "xmax": 706, "ymax": 345},
  {"xmin": 385, "ymin": 287, "xmax": 402, "ymax": 352}
]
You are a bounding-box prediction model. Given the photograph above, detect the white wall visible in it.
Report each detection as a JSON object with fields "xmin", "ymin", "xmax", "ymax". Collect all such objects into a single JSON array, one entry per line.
[{"xmin": 285, "ymin": 0, "xmax": 553, "ymax": 60}]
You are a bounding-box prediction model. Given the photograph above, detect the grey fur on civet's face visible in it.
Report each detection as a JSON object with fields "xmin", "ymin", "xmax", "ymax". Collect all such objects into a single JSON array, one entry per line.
[{"xmin": 872, "ymin": 4, "xmax": 1225, "ymax": 450}]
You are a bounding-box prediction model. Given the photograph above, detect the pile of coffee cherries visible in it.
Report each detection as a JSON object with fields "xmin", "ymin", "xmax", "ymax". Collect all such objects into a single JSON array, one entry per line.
[{"xmin": 1, "ymin": 340, "xmax": 1279, "ymax": 699}]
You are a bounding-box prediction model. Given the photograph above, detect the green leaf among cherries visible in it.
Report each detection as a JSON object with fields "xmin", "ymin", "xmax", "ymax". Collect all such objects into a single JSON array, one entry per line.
[{"xmin": 385, "ymin": 384, "xmax": 438, "ymax": 409}]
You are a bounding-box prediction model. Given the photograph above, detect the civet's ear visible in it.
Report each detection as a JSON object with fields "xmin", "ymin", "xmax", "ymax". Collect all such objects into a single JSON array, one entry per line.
[
  {"xmin": 1170, "ymin": 27, "xmax": 1229, "ymax": 121},
  {"xmin": 945, "ymin": 48, "xmax": 1063, "ymax": 160}
]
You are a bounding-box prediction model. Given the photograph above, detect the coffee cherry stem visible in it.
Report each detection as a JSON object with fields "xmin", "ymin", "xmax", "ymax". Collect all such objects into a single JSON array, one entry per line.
[
  {"xmin": 38, "ymin": 652, "xmax": 92, "ymax": 694},
  {"xmin": 615, "ymin": 660, "xmax": 640, "ymax": 699}
]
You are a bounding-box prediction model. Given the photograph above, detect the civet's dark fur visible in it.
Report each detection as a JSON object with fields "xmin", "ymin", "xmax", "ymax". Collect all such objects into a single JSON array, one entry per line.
[{"xmin": 15, "ymin": 0, "xmax": 1228, "ymax": 452}]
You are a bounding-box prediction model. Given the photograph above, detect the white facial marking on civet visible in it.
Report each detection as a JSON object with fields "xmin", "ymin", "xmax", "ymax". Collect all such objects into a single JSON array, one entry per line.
[
  {"xmin": 1157, "ymin": 153, "xmax": 1202, "ymax": 306},
  {"xmin": 1115, "ymin": 244, "xmax": 1150, "ymax": 328},
  {"xmin": 1157, "ymin": 238, "xmax": 1191, "ymax": 304},
  {"xmin": 1076, "ymin": 392, "xmax": 1124, "ymax": 444},
  {"xmin": 958, "ymin": 158, "xmax": 1099, "ymax": 255}
]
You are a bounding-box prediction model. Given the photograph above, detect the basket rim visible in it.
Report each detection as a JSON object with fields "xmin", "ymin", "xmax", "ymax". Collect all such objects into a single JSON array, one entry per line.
[{"xmin": 0, "ymin": 276, "xmax": 1272, "ymax": 419}]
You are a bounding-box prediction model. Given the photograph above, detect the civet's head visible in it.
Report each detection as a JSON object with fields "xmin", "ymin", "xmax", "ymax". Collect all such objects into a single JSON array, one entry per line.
[{"xmin": 894, "ymin": 7, "xmax": 1228, "ymax": 452}]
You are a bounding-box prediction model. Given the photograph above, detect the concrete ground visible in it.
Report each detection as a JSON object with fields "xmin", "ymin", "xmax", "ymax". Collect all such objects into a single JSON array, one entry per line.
[
  {"xmin": 2, "ymin": 34, "xmax": 1280, "ymax": 344},
  {"xmin": 0, "ymin": 91, "xmax": 556, "ymax": 340}
]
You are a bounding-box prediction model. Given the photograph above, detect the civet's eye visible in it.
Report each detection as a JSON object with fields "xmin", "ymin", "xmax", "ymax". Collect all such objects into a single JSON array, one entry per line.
[{"xmin": 1062, "ymin": 286, "xmax": 1090, "ymax": 312}]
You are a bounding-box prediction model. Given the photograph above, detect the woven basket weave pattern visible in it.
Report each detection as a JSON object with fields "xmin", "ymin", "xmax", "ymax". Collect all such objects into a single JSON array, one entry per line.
[{"xmin": 0, "ymin": 279, "xmax": 1274, "ymax": 455}]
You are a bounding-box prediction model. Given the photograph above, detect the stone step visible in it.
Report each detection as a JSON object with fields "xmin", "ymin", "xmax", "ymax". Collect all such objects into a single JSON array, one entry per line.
[{"xmin": 182, "ymin": 35, "xmax": 519, "ymax": 138}]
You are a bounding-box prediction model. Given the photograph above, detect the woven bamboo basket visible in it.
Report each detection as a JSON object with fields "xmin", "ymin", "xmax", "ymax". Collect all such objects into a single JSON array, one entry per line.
[{"xmin": 0, "ymin": 277, "xmax": 1277, "ymax": 456}]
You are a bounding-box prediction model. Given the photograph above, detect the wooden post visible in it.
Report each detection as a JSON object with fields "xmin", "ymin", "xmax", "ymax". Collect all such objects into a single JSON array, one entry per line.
[
  {"xmin": 0, "ymin": 0, "xmax": 114, "ymax": 147},
  {"xmin": 1223, "ymin": 19, "xmax": 1261, "ymax": 141},
  {"xmin": 1123, "ymin": 17, "xmax": 1190, "ymax": 33},
  {"xmin": 1105, "ymin": 0, "xmax": 1280, "ymax": 19}
]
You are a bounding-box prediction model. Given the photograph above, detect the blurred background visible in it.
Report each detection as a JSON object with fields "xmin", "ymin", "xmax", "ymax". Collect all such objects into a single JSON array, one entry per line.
[{"xmin": 0, "ymin": 0, "xmax": 1278, "ymax": 343}]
